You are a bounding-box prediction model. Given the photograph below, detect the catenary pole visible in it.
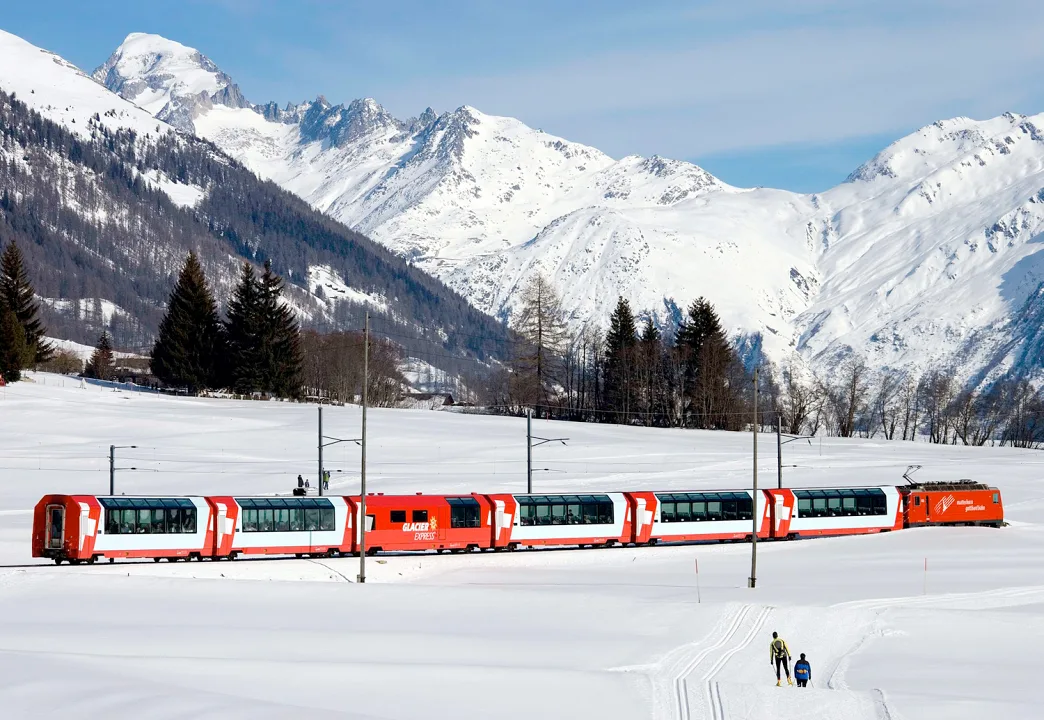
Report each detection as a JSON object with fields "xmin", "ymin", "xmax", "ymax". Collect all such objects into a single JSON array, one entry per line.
[
  {"xmin": 318, "ymin": 406, "xmax": 323, "ymax": 497},
  {"xmin": 527, "ymin": 408, "xmax": 533, "ymax": 494},
  {"xmin": 358, "ymin": 312, "xmax": 369, "ymax": 584},
  {"xmin": 108, "ymin": 444, "xmax": 136, "ymax": 495},
  {"xmin": 777, "ymin": 416, "xmax": 783, "ymax": 490},
  {"xmin": 749, "ymin": 367, "xmax": 758, "ymax": 589}
]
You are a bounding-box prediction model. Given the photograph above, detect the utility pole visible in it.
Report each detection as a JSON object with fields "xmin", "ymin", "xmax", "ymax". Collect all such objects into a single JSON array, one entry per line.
[
  {"xmin": 319, "ymin": 407, "xmax": 362, "ymax": 497},
  {"xmin": 749, "ymin": 367, "xmax": 758, "ymax": 589},
  {"xmin": 776, "ymin": 423, "xmax": 813, "ymax": 490},
  {"xmin": 109, "ymin": 444, "xmax": 137, "ymax": 495},
  {"xmin": 526, "ymin": 408, "xmax": 532, "ymax": 494},
  {"xmin": 777, "ymin": 416, "xmax": 783, "ymax": 490},
  {"xmin": 358, "ymin": 311, "xmax": 369, "ymax": 584},
  {"xmin": 525, "ymin": 409, "xmax": 568, "ymax": 493}
]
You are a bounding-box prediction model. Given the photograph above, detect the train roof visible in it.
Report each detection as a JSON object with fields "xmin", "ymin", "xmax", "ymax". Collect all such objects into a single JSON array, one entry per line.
[{"xmin": 902, "ymin": 480, "xmax": 994, "ymax": 491}]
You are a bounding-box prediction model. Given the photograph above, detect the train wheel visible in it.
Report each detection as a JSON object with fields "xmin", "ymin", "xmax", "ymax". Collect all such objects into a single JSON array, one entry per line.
[
  {"xmin": 154, "ymin": 558, "xmax": 162, "ymax": 562},
  {"xmin": 69, "ymin": 559, "xmax": 81, "ymax": 565},
  {"xmin": 87, "ymin": 556, "xmax": 97, "ymax": 565},
  {"xmin": 53, "ymin": 558, "xmax": 63, "ymax": 565}
]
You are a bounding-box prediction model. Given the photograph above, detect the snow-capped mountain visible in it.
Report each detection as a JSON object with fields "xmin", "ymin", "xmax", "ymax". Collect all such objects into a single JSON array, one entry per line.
[
  {"xmin": 0, "ymin": 29, "xmax": 513, "ymax": 366},
  {"xmin": 92, "ymin": 33, "xmax": 1044, "ymax": 382}
]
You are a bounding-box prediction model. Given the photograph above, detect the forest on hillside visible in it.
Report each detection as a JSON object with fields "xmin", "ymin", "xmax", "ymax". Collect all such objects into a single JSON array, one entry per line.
[{"xmin": 0, "ymin": 88, "xmax": 510, "ymax": 374}]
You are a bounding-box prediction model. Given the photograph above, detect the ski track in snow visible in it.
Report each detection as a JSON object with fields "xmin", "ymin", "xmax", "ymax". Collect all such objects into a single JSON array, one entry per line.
[
  {"xmin": 701, "ymin": 605, "xmax": 771, "ymax": 719},
  {"xmin": 610, "ymin": 603, "xmax": 772, "ymax": 720},
  {"xmin": 618, "ymin": 602, "xmax": 908, "ymax": 720}
]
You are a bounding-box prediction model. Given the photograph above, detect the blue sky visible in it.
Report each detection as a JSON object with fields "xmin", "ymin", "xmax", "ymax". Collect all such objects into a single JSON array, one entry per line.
[{"xmin": 5, "ymin": 0, "xmax": 1044, "ymax": 192}]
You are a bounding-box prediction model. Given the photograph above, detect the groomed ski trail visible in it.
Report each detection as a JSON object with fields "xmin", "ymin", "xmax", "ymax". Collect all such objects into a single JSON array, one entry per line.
[
  {"xmin": 701, "ymin": 606, "xmax": 771, "ymax": 719},
  {"xmin": 617, "ymin": 602, "xmax": 908, "ymax": 720},
  {"xmin": 608, "ymin": 602, "xmax": 771, "ymax": 720}
]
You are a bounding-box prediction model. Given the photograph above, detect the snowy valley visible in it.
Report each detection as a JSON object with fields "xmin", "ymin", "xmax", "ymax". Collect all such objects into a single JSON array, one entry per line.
[{"xmin": 1, "ymin": 375, "xmax": 1042, "ymax": 718}]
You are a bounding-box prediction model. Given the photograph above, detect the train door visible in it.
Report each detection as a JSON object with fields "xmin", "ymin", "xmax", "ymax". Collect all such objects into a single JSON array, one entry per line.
[
  {"xmin": 45, "ymin": 504, "xmax": 65, "ymax": 551},
  {"xmin": 765, "ymin": 491, "xmax": 793, "ymax": 538},
  {"xmin": 494, "ymin": 500, "xmax": 506, "ymax": 546},
  {"xmin": 212, "ymin": 502, "xmax": 229, "ymax": 556},
  {"xmin": 633, "ymin": 497, "xmax": 646, "ymax": 543},
  {"xmin": 77, "ymin": 503, "xmax": 93, "ymax": 557}
]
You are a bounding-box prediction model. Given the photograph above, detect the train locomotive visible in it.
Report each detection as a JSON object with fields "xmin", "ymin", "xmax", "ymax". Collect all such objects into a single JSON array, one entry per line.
[{"xmin": 33, "ymin": 480, "xmax": 1003, "ymax": 565}]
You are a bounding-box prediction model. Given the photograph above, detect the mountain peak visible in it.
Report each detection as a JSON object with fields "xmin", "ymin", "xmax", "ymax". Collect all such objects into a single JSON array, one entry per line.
[{"xmin": 94, "ymin": 32, "xmax": 249, "ymax": 132}]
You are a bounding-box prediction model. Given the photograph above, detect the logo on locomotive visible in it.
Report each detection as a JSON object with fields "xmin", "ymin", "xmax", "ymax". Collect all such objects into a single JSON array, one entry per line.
[{"xmin": 934, "ymin": 494, "xmax": 956, "ymax": 515}]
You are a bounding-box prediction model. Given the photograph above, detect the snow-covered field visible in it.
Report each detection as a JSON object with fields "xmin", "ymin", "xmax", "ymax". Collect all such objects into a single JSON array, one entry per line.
[{"xmin": 0, "ymin": 374, "xmax": 1040, "ymax": 718}]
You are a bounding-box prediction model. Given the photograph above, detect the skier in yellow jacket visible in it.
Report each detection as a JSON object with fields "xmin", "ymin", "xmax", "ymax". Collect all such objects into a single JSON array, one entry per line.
[{"xmin": 769, "ymin": 632, "xmax": 793, "ymax": 686}]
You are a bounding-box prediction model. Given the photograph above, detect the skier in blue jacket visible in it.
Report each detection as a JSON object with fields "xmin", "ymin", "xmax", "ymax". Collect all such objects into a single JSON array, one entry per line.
[{"xmin": 794, "ymin": 653, "xmax": 811, "ymax": 687}]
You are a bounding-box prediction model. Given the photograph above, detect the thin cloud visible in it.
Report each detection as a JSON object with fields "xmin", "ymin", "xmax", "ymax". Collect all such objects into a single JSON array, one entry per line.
[{"xmin": 372, "ymin": 2, "xmax": 1044, "ymax": 158}]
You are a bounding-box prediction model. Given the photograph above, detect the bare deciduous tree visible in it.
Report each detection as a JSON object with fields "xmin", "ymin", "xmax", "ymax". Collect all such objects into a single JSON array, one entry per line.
[{"xmin": 511, "ymin": 273, "xmax": 569, "ymax": 410}]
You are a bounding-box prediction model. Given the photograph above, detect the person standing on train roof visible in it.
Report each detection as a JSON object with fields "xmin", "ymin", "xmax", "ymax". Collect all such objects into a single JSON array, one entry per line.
[
  {"xmin": 770, "ymin": 632, "xmax": 793, "ymax": 686},
  {"xmin": 794, "ymin": 653, "xmax": 811, "ymax": 687}
]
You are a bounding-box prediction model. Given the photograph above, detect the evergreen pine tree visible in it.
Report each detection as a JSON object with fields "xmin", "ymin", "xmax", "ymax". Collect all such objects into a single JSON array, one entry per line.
[
  {"xmin": 637, "ymin": 317, "xmax": 666, "ymax": 424},
  {"xmin": 224, "ymin": 262, "xmax": 264, "ymax": 394},
  {"xmin": 0, "ymin": 307, "xmax": 29, "ymax": 382},
  {"xmin": 258, "ymin": 260, "xmax": 303, "ymax": 398},
  {"xmin": 151, "ymin": 252, "xmax": 223, "ymax": 393},
  {"xmin": 675, "ymin": 297, "xmax": 734, "ymax": 428},
  {"xmin": 85, "ymin": 331, "xmax": 115, "ymax": 380},
  {"xmin": 0, "ymin": 240, "xmax": 53, "ymax": 364},
  {"xmin": 603, "ymin": 296, "xmax": 638, "ymax": 415}
]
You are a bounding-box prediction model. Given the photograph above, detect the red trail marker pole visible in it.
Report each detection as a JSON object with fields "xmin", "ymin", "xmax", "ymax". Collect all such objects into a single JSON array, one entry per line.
[{"xmin": 695, "ymin": 558, "xmax": 702, "ymax": 604}]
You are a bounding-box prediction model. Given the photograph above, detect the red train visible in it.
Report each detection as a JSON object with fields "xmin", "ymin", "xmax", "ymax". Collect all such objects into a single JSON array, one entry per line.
[{"xmin": 32, "ymin": 481, "xmax": 1003, "ymax": 565}]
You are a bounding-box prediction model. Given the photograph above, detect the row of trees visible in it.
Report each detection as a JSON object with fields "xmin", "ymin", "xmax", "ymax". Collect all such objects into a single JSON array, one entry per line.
[
  {"xmin": 491, "ymin": 274, "xmax": 749, "ymax": 430},
  {"xmin": 152, "ymin": 252, "xmax": 406, "ymax": 403},
  {"xmin": 300, "ymin": 330, "xmax": 405, "ymax": 407},
  {"xmin": 488, "ymin": 273, "xmax": 1044, "ymax": 448},
  {"xmin": 0, "ymin": 240, "xmax": 52, "ymax": 381},
  {"xmin": 768, "ymin": 359, "xmax": 1044, "ymax": 448},
  {"xmin": 151, "ymin": 252, "xmax": 303, "ymax": 397}
]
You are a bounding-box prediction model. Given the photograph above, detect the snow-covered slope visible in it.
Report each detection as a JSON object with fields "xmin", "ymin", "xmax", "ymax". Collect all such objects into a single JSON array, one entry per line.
[
  {"xmin": 91, "ymin": 33, "xmax": 1044, "ymax": 382},
  {"xmin": 0, "ymin": 30, "xmax": 514, "ymax": 370},
  {"xmin": 0, "ymin": 29, "xmax": 164, "ymax": 139},
  {"xmin": 93, "ymin": 34, "xmax": 819, "ymax": 363},
  {"xmin": 800, "ymin": 113, "xmax": 1044, "ymax": 379}
]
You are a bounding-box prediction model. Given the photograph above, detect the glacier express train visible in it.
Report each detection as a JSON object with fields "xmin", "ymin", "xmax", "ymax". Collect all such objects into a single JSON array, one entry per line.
[{"xmin": 32, "ymin": 481, "xmax": 1003, "ymax": 564}]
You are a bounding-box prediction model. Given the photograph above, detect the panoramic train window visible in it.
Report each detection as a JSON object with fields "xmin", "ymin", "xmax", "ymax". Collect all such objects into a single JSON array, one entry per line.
[
  {"xmin": 448, "ymin": 497, "xmax": 481, "ymax": 528},
  {"xmin": 655, "ymin": 492, "xmax": 753, "ymax": 523},
  {"xmin": 390, "ymin": 510, "xmax": 406, "ymax": 523},
  {"xmin": 100, "ymin": 498, "xmax": 197, "ymax": 535},
  {"xmin": 793, "ymin": 489, "xmax": 887, "ymax": 518},
  {"xmin": 516, "ymin": 495, "xmax": 615, "ymax": 526},
  {"xmin": 237, "ymin": 498, "xmax": 336, "ymax": 532}
]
